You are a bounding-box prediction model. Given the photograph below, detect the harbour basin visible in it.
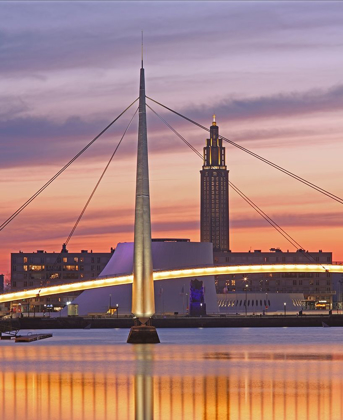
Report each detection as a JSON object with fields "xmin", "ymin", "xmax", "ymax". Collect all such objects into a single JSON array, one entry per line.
[{"xmin": 1, "ymin": 327, "xmax": 343, "ymax": 420}]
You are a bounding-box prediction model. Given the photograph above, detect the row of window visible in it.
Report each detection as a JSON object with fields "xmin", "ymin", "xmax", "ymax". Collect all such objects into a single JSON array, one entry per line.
[
  {"xmin": 223, "ymin": 256, "xmax": 332, "ymax": 263},
  {"xmin": 13, "ymin": 256, "xmax": 107, "ymax": 264},
  {"xmin": 11, "ymin": 273, "xmax": 99, "ymax": 288},
  {"xmin": 218, "ymin": 299, "xmax": 272, "ymax": 308},
  {"xmin": 13, "ymin": 265, "xmax": 103, "ymax": 272}
]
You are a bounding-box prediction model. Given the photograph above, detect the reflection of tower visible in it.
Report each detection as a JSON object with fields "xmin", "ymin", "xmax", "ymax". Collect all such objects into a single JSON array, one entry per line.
[
  {"xmin": 134, "ymin": 345, "xmax": 154, "ymax": 420},
  {"xmin": 200, "ymin": 116, "xmax": 229, "ymax": 251}
]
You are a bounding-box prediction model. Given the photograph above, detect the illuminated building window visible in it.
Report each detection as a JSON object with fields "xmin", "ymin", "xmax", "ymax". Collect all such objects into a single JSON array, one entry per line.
[
  {"xmin": 29, "ymin": 265, "xmax": 45, "ymax": 271},
  {"xmin": 74, "ymin": 257, "xmax": 79, "ymax": 263},
  {"xmin": 63, "ymin": 257, "xmax": 68, "ymax": 263},
  {"xmin": 23, "ymin": 257, "xmax": 28, "ymax": 263},
  {"xmin": 63, "ymin": 265, "xmax": 79, "ymax": 271}
]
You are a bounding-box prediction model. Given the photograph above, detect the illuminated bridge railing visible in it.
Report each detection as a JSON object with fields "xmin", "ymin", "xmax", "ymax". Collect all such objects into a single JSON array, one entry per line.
[{"xmin": 1, "ymin": 264, "xmax": 343, "ymax": 304}]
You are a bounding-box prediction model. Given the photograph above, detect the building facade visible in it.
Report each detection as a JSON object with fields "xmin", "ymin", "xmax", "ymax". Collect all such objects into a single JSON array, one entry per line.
[
  {"xmin": 331, "ymin": 270, "xmax": 343, "ymax": 309},
  {"xmin": 214, "ymin": 248, "xmax": 334, "ymax": 309},
  {"xmin": 62, "ymin": 240, "xmax": 218, "ymax": 316},
  {"xmin": 200, "ymin": 116, "xmax": 229, "ymax": 252},
  {"xmin": 10, "ymin": 245, "xmax": 113, "ymax": 313}
]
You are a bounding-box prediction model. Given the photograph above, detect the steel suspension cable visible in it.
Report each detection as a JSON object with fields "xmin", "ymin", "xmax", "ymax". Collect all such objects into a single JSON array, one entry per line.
[
  {"xmin": 0, "ymin": 98, "xmax": 138, "ymax": 232},
  {"xmin": 146, "ymin": 104, "xmax": 203, "ymax": 160},
  {"xmin": 227, "ymin": 181, "xmax": 327, "ymax": 269},
  {"xmin": 228, "ymin": 181, "xmax": 302, "ymax": 250},
  {"xmin": 65, "ymin": 107, "xmax": 138, "ymax": 245},
  {"xmin": 146, "ymin": 96, "xmax": 343, "ymax": 206},
  {"xmin": 147, "ymin": 104, "xmax": 326, "ymax": 267}
]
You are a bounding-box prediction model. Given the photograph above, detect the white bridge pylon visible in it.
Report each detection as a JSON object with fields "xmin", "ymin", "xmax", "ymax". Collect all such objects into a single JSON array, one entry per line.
[{"xmin": 1, "ymin": 264, "xmax": 343, "ymax": 304}]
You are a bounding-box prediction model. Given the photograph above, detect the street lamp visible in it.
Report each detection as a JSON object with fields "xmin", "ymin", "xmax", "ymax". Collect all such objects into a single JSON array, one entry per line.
[
  {"xmin": 339, "ymin": 279, "xmax": 343, "ymax": 312},
  {"xmin": 116, "ymin": 303, "xmax": 119, "ymax": 318},
  {"xmin": 109, "ymin": 294, "xmax": 112, "ymax": 311},
  {"xmin": 284, "ymin": 302, "xmax": 287, "ymax": 316},
  {"xmin": 244, "ymin": 277, "xmax": 248, "ymax": 317}
]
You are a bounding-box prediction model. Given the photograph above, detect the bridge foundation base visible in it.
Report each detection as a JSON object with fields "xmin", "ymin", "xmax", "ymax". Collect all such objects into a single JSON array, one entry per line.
[{"xmin": 127, "ymin": 324, "xmax": 160, "ymax": 344}]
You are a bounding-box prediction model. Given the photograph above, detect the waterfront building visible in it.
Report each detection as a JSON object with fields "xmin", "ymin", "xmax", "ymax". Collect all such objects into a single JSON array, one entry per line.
[
  {"xmin": 59, "ymin": 240, "xmax": 218, "ymax": 316},
  {"xmin": 217, "ymin": 291, "xmax": 305, "ymax": 314},
  {"xmin": 10, "ymin": 245, "xmax": 113, "ymax": 313},
  {"xmin": 331, "ymin": 270, "xmax": 343, "ymax": 309},
  {"xmin": 214, "ymin": 248, "xmax": 334, "ymax": 309},
  {"xmin": 200, "ymin": 116, "xmax": 229, "ymax": 252}
]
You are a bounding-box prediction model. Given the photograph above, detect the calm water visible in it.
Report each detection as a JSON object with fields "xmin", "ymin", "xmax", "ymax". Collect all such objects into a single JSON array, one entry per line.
[{"xmin": 1, "ymin": 327, "xmax": 343, "ymax": 420}]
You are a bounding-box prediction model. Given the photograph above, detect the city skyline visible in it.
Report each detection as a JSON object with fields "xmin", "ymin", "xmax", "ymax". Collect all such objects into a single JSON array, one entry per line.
[{"xmin": 1, "ymin": 2, "xmax": 343, "ymax": 277}]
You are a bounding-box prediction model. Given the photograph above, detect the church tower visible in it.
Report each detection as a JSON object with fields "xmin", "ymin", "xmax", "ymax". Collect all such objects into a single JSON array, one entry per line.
[{"xmin": 200, "ymin": 116, "xmax": 229, "ymax": 251}]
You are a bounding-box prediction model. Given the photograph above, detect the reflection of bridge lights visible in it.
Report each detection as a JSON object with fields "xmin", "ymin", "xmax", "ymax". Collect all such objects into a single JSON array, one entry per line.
[{"xmin": 1, "ymin": 264, "xmax": 343, "ymax": 304}]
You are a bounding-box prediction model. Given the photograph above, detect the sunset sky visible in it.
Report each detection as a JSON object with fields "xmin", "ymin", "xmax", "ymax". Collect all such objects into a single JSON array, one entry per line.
[{"xmin": 1, "ymin": 2, "xmax": 343, "ymax": 278}]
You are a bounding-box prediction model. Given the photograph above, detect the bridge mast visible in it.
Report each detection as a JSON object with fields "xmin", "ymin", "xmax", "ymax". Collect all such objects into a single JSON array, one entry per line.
[{"xmin": 128, "ymin": 36, "xmax": 159, "ymax": 343}]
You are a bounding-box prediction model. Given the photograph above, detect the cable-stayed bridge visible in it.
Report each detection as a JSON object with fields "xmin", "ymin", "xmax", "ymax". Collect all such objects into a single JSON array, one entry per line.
[
  {"xmin": 1, "ymin": 263, "xmax": 343, "ymax": 305},
  {"xmin": 1, "ymin": 53, "xmax": 343, "ymax": 339}
]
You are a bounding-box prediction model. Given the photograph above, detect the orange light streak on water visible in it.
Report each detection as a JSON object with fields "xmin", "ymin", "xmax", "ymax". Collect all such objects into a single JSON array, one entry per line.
[{"xmin": 0, "ymin": 343, "xmax": 343, "ymax": 420}]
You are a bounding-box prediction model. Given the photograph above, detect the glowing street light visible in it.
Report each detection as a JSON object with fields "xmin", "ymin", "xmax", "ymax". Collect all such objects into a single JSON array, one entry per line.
[{"xmin": 244, "ymin": 277, "xmax": 249, "ymax": 317}]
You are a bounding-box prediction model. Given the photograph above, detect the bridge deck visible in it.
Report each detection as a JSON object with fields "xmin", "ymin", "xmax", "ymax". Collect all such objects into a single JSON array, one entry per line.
[{"xmin": 1, "ymin": 264, "xmax": 343, "ymax": 304}]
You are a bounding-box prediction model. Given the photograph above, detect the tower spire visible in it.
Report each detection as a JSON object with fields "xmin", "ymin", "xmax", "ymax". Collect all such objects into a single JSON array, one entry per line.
[
  {"xmin": 127, "ymin": 43, "xmax": 160, "ymax": 343},
  {"xmin": 201, "ymin": 116, "xmax": 229, "ymax": 252},
  {"xmin": 141, "ymin": 31, "xmax": 144, "ymax": 68},
  {"xmin": 131, "ymin": 42, "xmax": 155, "ymax": 321}
]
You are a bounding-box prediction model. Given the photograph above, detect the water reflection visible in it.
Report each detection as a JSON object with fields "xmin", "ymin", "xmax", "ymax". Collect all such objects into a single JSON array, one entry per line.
[
  {"xmin": 135, "ymin": 345, "xmax": 154, "ymax": 420},
  {"xmin": 0, "ymin": 341, "xmax": 343, "ymax": 420}
]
